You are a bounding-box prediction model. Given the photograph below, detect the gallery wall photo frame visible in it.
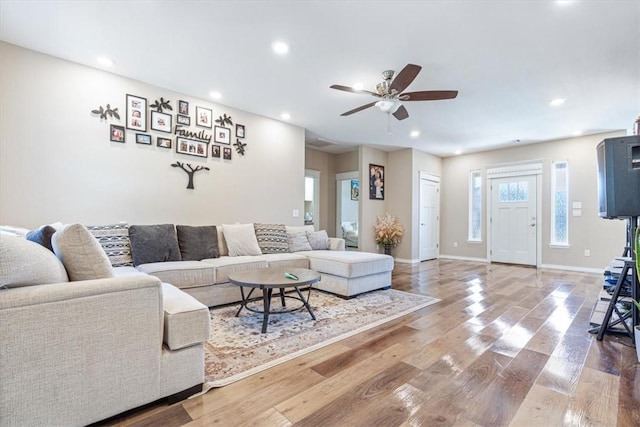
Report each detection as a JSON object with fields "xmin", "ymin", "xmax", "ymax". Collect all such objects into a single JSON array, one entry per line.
[
  {"xmin": 126, "ymin": 94, "xmax": 147, "ymax": 131},
  {"xmin": 214, "ymin": 126, "xmax": 231, "ymax": 144},
  {"xmin": 151, "ymin": 110, "xmax": 172, "ymax": 133},
  {"xmin": 212, "ymin": 145, "xmax": 221, "ymax": 158},
  {"xmin": 177, "ymin": 115, "xmax": 191, "ymax": 126},
  {"xmin": 236, "ymin": 124, "xmax": 245, "ymax": 138},
  {"xmin": 157, "ymin": 137, "xmax": 172, "ymax": 149},
  {"xmin": 178, "ymin": 100, "xmax": 189, "ymax": 115},
  {"xmin": 369, "ymin": 164, "xmax": 385, "ymax": 200},
  {"xmin": 110, "ymin": 125, "xmax": 125, "ymax": 143},
  {"xmin": 176, "ymin": 137, "xmax": 208, "ymax": 158},
  {"xmin": 223, "ymin": 147, "xmax": 232, "ymax": 160},
  {"xmin": 136, "ymin": 133, "xmax": 152, "ymax": 145},
  {"xmin": 196, "ymin": 106, "xmax": 212, "ymax": 128}
]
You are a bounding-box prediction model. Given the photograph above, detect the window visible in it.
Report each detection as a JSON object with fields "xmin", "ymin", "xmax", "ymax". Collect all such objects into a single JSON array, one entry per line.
[
  {"xmin": 551, "ymin": 161, "xmax": 569, "ymax": 245},
  {"xmin": 468, "ymin": 170, "xmax": 482, "ymax": 241}
]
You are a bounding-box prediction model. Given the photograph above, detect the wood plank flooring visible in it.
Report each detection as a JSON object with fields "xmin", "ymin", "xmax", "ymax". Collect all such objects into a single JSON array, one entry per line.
[{"xmin": 102, "ymin": 260, "xmax": 640, "ymax": 427}]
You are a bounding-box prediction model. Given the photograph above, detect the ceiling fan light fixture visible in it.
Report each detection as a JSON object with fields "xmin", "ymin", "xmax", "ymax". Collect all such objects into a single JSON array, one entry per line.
[{"xmin": 375, "ymin": 99, "xmax": 401, "ymax": 113}]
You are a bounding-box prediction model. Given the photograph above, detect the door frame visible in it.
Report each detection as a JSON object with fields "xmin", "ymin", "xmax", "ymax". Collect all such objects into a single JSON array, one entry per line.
[
  {"xmin": 336, "ymin": 171, "xmax": 359, "ymax": 240},
  {"xmin": 486, "ymin": 161, "xmax": 543, "ymax": 267},
  {"xmin": 419, "ymin": 171, "xmax": 440, "ymax": 261},
  {"xmin": 305, "ymin": 169, "xmax": 320, "ymax": 231}
]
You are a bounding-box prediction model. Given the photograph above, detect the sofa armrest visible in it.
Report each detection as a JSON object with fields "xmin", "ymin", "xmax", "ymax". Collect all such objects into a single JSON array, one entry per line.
[{"xmin": 329, "ymin": 237, "xmax": 346, "ymax": 251}]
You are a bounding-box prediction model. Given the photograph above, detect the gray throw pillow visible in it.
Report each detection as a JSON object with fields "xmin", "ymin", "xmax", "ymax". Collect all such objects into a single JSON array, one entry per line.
[
  {"xmin": 288, "ymin": 231, "xmax": 312, "ymax": 252},
  {"xmin": 306, "ymin": 230, "xmax": 330, "ymax": 250},
  {"xmin": 129, "ymin": 224, "xmax": 182, "ymax": 266},
  {"xmin": 25, "ymin": 225, "xmax": 57, "ymax": 252},
  {"xmin": 176, "ymin": 225, "xmax": 219, "ymax": 260}
]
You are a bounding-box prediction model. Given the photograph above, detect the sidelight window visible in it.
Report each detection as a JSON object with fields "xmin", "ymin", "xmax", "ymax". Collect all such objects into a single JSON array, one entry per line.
[{"xmin": 551, "ymin": 161, "xmax": 569, "ymax": 246}]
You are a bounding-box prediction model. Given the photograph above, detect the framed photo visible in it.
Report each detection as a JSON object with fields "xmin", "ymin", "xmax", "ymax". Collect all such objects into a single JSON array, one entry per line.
[
  {"xmin": 176, "ymin": 137, "xmax": 207, "ymax": 158},
  {"xmin": 135, "ymin": 133, "xmax": 151, "ymax": 145},
  {"xmin": 369, "ymin": 164, "xmax": 384, "ymax": 200},
  {"xmin": 196, "ymin": 106, "xmax": 212, "ymax": 128},
  {"xmin": 177, "ymin": 115, "xmax": 191, "ymax": 126},
  {"xmin": 151, "ymin": 111, "xmax": 172, "ymax": 133},
  {"xmin": 178, "ymin": 100, "xmax": 189, "ymax": 115},
  {"xmin": 212, "ymin": 145, "xmax": 221, "ymax": 158},
  {"xmin": 351, "ymin": 180, "xmax": 359, "ymax": 201},
  {"xmin": 110, "ymin": 125, "xmax": 125, "ymax": 143},
  {"xmin": 236, "ymin": 124, "xmax": 245, "ymax": 138},
  {"xmin": 223, "ymin": 147, "xmax": 232, "ymax": 160},
  {"xmin": 126, "ymin": 94, "xmax": 147, "ymax": 131},
  {"xmin": 157, "ymin": 137, "xmax": 172, "ymax": 149},
  {"xmin": 214, "ymin": 126, "xmax": 231, "ymax": 144}
]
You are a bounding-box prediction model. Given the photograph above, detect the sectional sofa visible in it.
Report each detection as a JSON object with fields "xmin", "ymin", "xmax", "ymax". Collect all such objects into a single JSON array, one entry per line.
[{"xmin": 0, "ymin": 221, "xmax": 393, "ymax": 426}]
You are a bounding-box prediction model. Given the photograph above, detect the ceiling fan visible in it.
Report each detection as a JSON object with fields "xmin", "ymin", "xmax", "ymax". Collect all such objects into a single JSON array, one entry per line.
[{"xmin": 330, "ymin": 64, "xmax": 458, "ymax": 121}]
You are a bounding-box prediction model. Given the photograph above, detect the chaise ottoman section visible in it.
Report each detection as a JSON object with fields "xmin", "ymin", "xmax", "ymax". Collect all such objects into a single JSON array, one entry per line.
[{"xmin": 300, "ymin": 251, "xmax": 394, "ymax": 297}]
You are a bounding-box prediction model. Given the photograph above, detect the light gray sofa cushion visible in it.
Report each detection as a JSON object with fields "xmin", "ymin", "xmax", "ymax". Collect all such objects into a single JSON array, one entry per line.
[
  {"xmin": 288, "ymin": 231, "xmax": 312, "ymax": 252},
  {"xmin": 137, "ymin": 261, "xmax": 216, "ymax": 290},
  {"xmin": 176, "ymin": 225, "xmax": 219, "ymax": 260},
  {"xmin": 161, "ymin": 282, "xmax": 211, "ymax": 350},
  {"xmin": 52, "ymin": 223, "xmax": 114, "ymax": 281},
  {"xmin": 0, "ymin": 235, "xmax": 69, "ymax": 288},
  {"xmin": 129, "ymin": 224, "xmax": 181, "ymax": 266}
]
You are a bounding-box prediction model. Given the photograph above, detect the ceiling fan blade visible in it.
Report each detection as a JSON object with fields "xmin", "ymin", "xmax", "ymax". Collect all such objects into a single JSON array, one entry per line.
[
  {"xmin": 401, "ymin": 90, "xmax": 458, "ymax": 101},
  {"xmin": 330, "ymin": 84, "xmax": 381, "ymax": 97},
  {"xmin": 389, "ymin": 64, "xmax": 422, "ymax": 93},
  {"xmin": 392, "ymin": 105, "xmax": 409, "ymax": 121},
  {"xmin": 340, "ymin": 101, "xmax": 378, "ymax": 116}
]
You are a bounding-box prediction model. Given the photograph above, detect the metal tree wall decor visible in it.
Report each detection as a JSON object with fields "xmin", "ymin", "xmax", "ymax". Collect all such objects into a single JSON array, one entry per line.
[
  {"xmin": 171, "ymin": 161, "xmax": 209, "ymax": 189},
  {"xmin": 233, "ymin": 139, "xmax": 247, "ymax": 155},
  {"xmin": 215, "ymin": 114, "xmax": 233, "ymax": 126},
  {"xmin": 91, "ymin": 104, "xmax": 120, "ymax": 120},
  {"xmin": 150, "ymin": 97, "xmax": 172, "ymax": 113}
]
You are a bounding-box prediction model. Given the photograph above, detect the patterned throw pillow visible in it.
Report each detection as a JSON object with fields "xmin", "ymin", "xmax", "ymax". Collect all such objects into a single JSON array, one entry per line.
[
  {"xmin": 254, "ymin": 223, "xmax": 289, "ymax": 254},
  {"xmin": 86, "ymin": 223, "xmax": 134, "ymax": 267}
]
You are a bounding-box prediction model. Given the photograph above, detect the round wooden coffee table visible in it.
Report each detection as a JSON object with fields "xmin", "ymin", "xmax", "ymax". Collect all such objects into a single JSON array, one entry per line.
[{"xmin": 229, "ymin": 267, "xmax": 321, "ymax": 333}]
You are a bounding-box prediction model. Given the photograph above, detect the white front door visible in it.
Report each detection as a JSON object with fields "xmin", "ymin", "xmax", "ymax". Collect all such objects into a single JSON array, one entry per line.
[
  {"xmin": 490, "ymin": 175, "xmax": 537, "ymax": 265},
  {"xmin": 419, "ymin": 176, "xmax": 439, "ymax": 261}
]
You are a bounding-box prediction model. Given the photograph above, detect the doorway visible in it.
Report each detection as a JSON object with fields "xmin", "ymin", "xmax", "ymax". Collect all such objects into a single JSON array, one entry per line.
[
  {"xmin": 419, "ymin": 172, "xmax": 440, "ymax": 261},
  {"xmin": 305, "ymin": 170, "xmax": 320, "ymax": 230},
  {"xmin": 336, "ymin": 171, "xmax": 359, "ymax": 249}
]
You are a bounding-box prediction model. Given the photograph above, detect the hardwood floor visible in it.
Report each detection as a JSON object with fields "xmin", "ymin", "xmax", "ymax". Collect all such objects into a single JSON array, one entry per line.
[{"xmin": 105, "ymin": 260, "xmax": 640, "ymax": 427}]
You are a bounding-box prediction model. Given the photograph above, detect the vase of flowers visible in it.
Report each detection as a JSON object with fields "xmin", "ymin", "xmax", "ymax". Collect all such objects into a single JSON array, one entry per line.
[{"xmin": 374, "ymin": 213, "xmax": 404, "ymax": 256}]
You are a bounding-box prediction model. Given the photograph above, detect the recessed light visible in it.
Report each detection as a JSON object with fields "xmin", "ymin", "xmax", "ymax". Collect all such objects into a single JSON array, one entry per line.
[
  {"xmin": 352, "ymin": 82, "xmax": 364, "ymax": 91},
  {"xmin": 209, "ymin": 91, "xmax": 222, "ymax": 100},
  {"xmin": 96, "ymin": 56, "xmax": 114, "ymax": 67},
  {"xmin": 572, "ymin": 130, "xmax": 583, "ymax": 136},
  {"xmin": 549, "ymin": 98, "xmax": 566, "ymax": 107},
  {"xmin": 272, "ymin": 41, "xmax": 289, "ymax": 55},
  {"xmin": 280, "ymin": 112, "xmax": 291, "ymax": 120},
  {"xmin": 410, "ymin": 130, "xmax": 420, "ymax": 138}
]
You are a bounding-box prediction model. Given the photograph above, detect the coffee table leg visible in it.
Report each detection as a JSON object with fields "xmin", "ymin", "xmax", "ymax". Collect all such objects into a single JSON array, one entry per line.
[
  {"xmin": 279, "ymin": 288, "xmax": 286, "ymax": 307},
  {"xmin": 262, "ymin": 288, "xmax": 272, "ymax": 333},
  {"xmin": 236, "ymin": 286, "xmax": 251, "ymax": 317},
  {"xmin": 295, "ymin": 286, "xmax": 316, "ymax": 320}
]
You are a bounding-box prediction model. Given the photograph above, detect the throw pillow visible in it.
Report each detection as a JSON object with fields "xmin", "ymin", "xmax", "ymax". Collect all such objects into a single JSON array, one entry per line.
[
  {"xmin": 128, "ymin": 224, "xmax": 182, "ymax": 266},
  {"xmin": 176, "ymin": 225, "xmax": 219, "ymax": 260},
  {"xmin": 0, "ymin": 235, "xmax": 69, "ymax": 288},
  {"xmin": 288, "ymin": 231, "xmax": 312, "ymax": 252},
  {"xmin": 254, "ymin": 223, "xmax": 289, "ymax": 254},
  {"xmin": 86, "ymin": 223, "xmax": 134, "ymax": 267},
  {"xmin": 307, "ymin": 230, "xmax": 330, "ymax": 250},
  {"xmin": 25, "ymin": 225, "xmax": 57, "ymax": 252},
  {"xmin": 51, "ymin": 223, "xmax": 114, "ymax": 281},
  {"xmin": 222, "ymin": 223, "xmax": 262, "ymax": 256}
]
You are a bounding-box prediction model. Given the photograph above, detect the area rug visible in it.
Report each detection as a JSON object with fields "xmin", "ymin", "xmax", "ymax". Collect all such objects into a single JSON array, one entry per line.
[{"xmin": 202, "ymin": 288, "xmax": 440, "ymax": 390}]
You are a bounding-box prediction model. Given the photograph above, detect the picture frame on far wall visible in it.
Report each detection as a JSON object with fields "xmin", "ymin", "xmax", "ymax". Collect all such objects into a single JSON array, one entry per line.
[
  {"xmin": 110, "ymin": 125, "xmax": 125, "ymax": 143},
  {"xmin": 369, "ymin": 164, "xmax": 384, "ymax": 200},
  {"xmin": 151, "ymin": 111, "xmax": 172, "ymax": 133},
  {"xmin": 177, "ymin": 115, "xmax": 191, "ymax": 126},
  {"xmin": 223, "ymin": 147, "xmax": 232, "ymax": 160},
  {"xmin": 195, "ymin": 106, "xmax": 212, "ymax": 128},
  {"xmin": 214, "ymin": 126, "xmax": 231, "ymax": 144},
  {"xmin": 176, "ymin": 137, "xmax": 207, "ymax": 158},
  {"xmin": 135, "ymin": 133, "xmax": 152, "ymax": 145},
  {"xmin": 126, "ymin": 94, "xmax": 147, "ymax": 131},
  {"xmin": 211, "ymin": 145, "xmax": 221, "ymax": 158},
  {"xmin": 236, "ymin": 124, "xmax": 245, "ymax": 138},
  {"xmin": 157, "ymin": 137, "xmax": 172, "ymax": 149},
  {"xmin": 178, "ymin": 100, "xmax": 189, "ymax": 115}
]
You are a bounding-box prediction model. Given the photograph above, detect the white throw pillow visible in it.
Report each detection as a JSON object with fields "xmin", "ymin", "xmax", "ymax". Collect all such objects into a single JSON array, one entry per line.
[
  {"xmin": 306, "ymin": 230, "xmax": 330, "ymax": 250},
  {"xmin": 222, "ymin": 223, "xmax": 262, "ymax": 256},
  {"xmin": 52, "ymin": 223, "xmax": 114, "ymax": 281},
  {"xmin": 288, "ymin": 231, "xmax": 313, "ymax": 252},
  {"xmin": 0, "ymin": 235, "xmax": 69, "ymax": 288}
]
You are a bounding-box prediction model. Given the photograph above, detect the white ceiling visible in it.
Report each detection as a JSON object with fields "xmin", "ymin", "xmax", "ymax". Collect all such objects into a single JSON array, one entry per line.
[{"xmin": 1, "ymin": 1, "xmax": 639, "ymax": 157}]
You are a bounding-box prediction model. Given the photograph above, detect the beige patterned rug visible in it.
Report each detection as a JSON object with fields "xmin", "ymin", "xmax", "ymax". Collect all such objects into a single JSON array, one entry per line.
[{"xmin": 202, "ymin": 288, "xmax": 439, "ymax": 390}]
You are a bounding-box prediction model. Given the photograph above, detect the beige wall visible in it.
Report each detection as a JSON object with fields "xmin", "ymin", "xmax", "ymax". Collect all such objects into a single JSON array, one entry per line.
[
  {"xmin": 359, "ymin": 145, "xmax": 389, "ymax": 253},
  {"xmin": 0, "ymin": 43, "xmax": 305, "ymax": 228},
  {"xmin": 440, "ymin": 132, "xmax": 627, "ymax": 269},
  {"xmin": 305, "ymin": 148, "xmax": 336, "ymax": 235}
]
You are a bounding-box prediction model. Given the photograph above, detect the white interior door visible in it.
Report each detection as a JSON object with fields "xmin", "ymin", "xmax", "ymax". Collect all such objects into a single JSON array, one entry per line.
[
  {"xmin": 419, "ymin": 175, "xmax": 439, "ymax": 261},
  {"xmin": 490, "ymin": 175, "xmax": 537, "ymax": 265}
]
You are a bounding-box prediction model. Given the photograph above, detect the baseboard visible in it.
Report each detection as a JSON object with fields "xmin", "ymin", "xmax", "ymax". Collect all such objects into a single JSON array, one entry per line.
[
  {"xmin": 394, "ymin": 257, "xmax": 421, "ymax": 264},
  {"xmin": 539, "ymin": 264, "xmax": 604, "ymax": 274},
  {"xmin": 439, "ymin": 254, "xmax": 490, "ymax": 263}
]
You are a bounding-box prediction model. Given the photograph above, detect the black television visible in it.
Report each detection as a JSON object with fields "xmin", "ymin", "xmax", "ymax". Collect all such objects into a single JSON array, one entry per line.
[{"xmin": 596, "ymin": 135, "xmax": 640, "ymax": 218}]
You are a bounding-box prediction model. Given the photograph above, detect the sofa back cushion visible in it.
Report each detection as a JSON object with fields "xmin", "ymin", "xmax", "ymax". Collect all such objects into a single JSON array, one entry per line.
[
  {"xmin": 222, "ymin": 223, "xmax": 262, "ymax": 256},
  {"xmin": 129, "ymin": 224, "xmax": 182, "ymax": 266},
  {"xmin": 176, "ymin": 225, "xmax": 219, "ymax": 260},
  {"xmin": 51, "ymin": 223, "xmax": 114, "ymax": 281},
  {"xmin": 86, "ymin": 223, "xmax": 134, "ymax": 267},
  {"xmin": 254, "ymin": 223, "xmax": 289, "ymax": 254},
  {"xmin": 0, "ymin": 235, "xmax": 69, "ymax": 288}
]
